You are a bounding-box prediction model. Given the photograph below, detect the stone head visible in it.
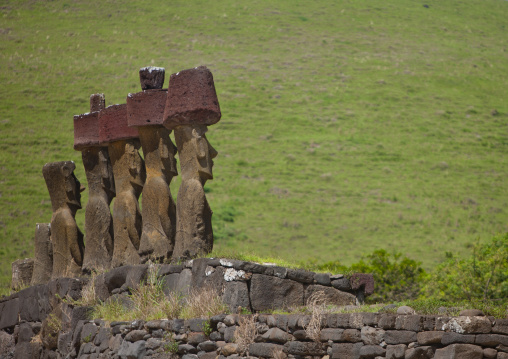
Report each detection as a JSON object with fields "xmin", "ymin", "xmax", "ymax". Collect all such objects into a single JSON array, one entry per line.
[
  {"xmin": 175, "ymin": 124, "xmax": 217, "ymax": 182},
  {"xmin": 42, "ymin": 161, "xmax": 85, "ymax": 212}
]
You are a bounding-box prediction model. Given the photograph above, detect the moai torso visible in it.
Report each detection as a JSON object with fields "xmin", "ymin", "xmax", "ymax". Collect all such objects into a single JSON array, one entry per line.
[
  {"xmin": 138, "ymin": 126, "xmax": 177, "ymax": 261},
  {"xmin": 42, "ymin": 161, "xmax": 85, "ymax": 278},
  {"xmin": 127, "ymin": 67, "xmax": 178, "ymax": 262},
  {"xmin": 99, "ymin": 103, "xmax": 145, "ymax": 268},
  {"xmin": 74, "ymin": 94, "xmax": 115, "ymax": 272},
  {"xmin": 162, "ymin": 66, "xmax": 221, "ymax": 261},
  {"xmin": 108, "ymin": 139, "xmax": 145, "ymax": 267},
  {"xmin": 82, "ymin": 147, "xmax": 115, "ymax": 271}
]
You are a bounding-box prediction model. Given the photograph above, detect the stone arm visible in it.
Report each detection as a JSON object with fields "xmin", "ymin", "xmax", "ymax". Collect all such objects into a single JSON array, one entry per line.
[{"xmin": 126, "ymin": 199, "xmax": 142, "ymax": 249}]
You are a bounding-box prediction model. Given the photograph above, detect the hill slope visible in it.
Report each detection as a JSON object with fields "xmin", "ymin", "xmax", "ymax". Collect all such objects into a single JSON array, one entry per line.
[{"xmin": 1, "ymin": 0, "xmax": 507, "ymax": 291}]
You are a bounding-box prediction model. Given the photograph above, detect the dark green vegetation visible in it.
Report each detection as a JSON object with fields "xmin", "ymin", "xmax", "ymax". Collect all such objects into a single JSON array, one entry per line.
[{"xmin": 1, "ymin": 0, "xmax": 507, "ymax": 293}]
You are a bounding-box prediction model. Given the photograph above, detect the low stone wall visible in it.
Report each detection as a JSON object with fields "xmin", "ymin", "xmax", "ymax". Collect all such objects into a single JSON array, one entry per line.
[{"xmin": 2, "ymin": 310, "xmax": 508, "ymax": 358}]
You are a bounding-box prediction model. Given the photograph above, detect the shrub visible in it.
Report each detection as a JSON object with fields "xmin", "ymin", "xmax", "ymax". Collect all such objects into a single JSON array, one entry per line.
[
  {"xmin": 422, "ymin": 233, "xmax": 508, "ymax": 302},
  {"xmin": 349, "ymin": 249, "xmax": 426, "ymax": 303}
]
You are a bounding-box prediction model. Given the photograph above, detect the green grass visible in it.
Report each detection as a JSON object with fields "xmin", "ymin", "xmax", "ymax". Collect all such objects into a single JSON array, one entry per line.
[{"xmin": 1, "ymin": 0, "xmax": 507, "ymax": 293}]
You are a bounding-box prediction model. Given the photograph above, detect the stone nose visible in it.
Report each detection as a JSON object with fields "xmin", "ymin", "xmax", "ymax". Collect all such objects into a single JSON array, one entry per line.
[{"xmin": 80, "ymin": 185, "xmax": 86, "ymax": 193}]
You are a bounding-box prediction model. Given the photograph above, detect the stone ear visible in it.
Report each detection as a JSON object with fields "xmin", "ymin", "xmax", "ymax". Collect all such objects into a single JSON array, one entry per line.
[{"xmin": 60, "ymin": 162, "xmax": 75, "ymax": 178}]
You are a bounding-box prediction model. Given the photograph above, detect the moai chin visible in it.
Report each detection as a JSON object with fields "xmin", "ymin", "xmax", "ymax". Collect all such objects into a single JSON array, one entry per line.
[
  {"xmin": 73, "ymin": 93, "xmax": 115, "ymax": 272},
  {"xmin": 127, "ymin": 67, "xmax": 178, "ymax": 263},
  {"xmin": 163, "ymin": 66, "xmax": 221, "ymax": 260},
  {"xmin": 99, "ymin": 103, "xmax": 146, "ymax": 267},
  {"xmin": 42, "ymin": 161, "xmax": 85, "ymax": 278}
]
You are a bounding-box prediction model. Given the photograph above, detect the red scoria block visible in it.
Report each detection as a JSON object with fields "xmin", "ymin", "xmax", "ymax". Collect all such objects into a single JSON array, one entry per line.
[
  {"xmin": 99, "ymin": 104, "xmax": 139, "ymax": 144},
  {"xmin": 163, "ymin": 66, "xmax": 221, "ymax": 130},
  {"xmin": 73, "ymin": 111, "xmax": 100, "ymax": 150},
  {"xmin": 127, "ymin": 89, "xmax": 168, "ymax": 127}
]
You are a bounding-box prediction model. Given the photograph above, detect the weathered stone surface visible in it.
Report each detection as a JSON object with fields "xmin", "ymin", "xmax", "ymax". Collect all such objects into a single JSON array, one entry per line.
[
  {"xmin": 81, "ymin": 145, "xmax": 115, "ymax": 273},
  {"xmin": 264, "ymin": 265, "xmax": 287, "ymax": 278},
  {"xmin": 493, "ymin": 319, "xmax": 508, "ymax": 335},
  {"xmin": 422, "ymin": 315, "xmax": 436, "ymax": 331},
  {"xmin": 163, "ymin": 66, "xmax": 221, "ymax": 129},
  {"xmin": 178, "ymin": 343, "xmax": 198, "ymax": 354},
  {"xmin": 81, "ymin": 322, "xmax": 99, "ymax": 343},
  {"xmin": 223, "ymin": 326, "xmax": 236, "ymax": 343},
  {"xmin": 405, "ymin": 346, "xmax": 436, "ymax": 359},
  {"xmin": 18, "ymin": 322, "xmax": 35, "ymax": 343},
  {"xmin": 248, "ymin": 342, "xmax": 283, "ymax": 357},
  {"xmin": 385, "ymin": 344, "xmax": 407, "ymax": 359},
  {"xmin": 31, "ymin": 223, "xmax": 53, "ymax": 285},
  {"xmin": 128, "ymin": 73, "xmax": 177, "ymax": 264},
  {"xmin": 0, "ymin": 330, "xmax": 14, "ymax": 357},
  {"xmin": 74, "ymin": 111, "xmax": 101, "ymax": 150},
  {"xmin": 499, "ymin": 351, "xmax": 508, "ymax": 359},
  {"xmin": 287, "ymin": 269, "xmax": 314, "ymax": 284},
  {"xmin": 395, "ymin": 315, "xmax": 422, "ymax": 331},
  {"xmin": 0, "ymin": 298, "xmax": 19, "ymax": 330},
  {"xmin": 441, "ymin": 332, "xmax": 476, "ymax": 345},
  {"xmin": 13, "ymin": 341, "xmax": 42, "ymax": 359},
  {"xmin": 314, "ymin": 272, "xmax": 331, "ymax": 286},
  {"xmin": 139, "ymin": 66, "xmax": 165, "ymax": 91},
  {"xmin": 331, "ymin": 277, "xmax": 351, "ymax": 291},
  {"xmin": 108, "ymin": 139, "xmax": 146, "ymax": 267},
  {"xmin": 304, "ymin": 285, "xmax": 356, "ymax": 306},
  {"xmin": 163, "ymin": 268, "xmax": 192, "ymax": 295},
  {"xmin": 42, "ymin": 161, "xmax": 84, "ymax": 278},
  {"xmin": 483, "ymin": 347, "xmax": 498, "ymax": 359},
  {"xmin": 125, "ymin": 264, "xmax": 148, "ymax": 290},
  {"xmin": 99, "ymin": 104, "xmax": 139, "ymax": 143},
  {"xmin": 223, "ymin": 281, "xmax": 251, "ymax": 311},
  {"xmin": 118, "ymin": 340, "xmax": 146, "ymax": 358},
  {"xmin": 396, "ymin": 306, "xmax": 415, "ymax": 315},
  {"xmin": 359, "ymin": 344, "xmax": 385, "ymax": 358},
  {"xmin": 221, "ymin": 343, "xmax": 238, "ymax": 356},
  {"xmin": 261, "ymin": 328, "xmax": 292, "ymax": 343},
  {"xmin": 475, "ymin": 333, "xmax": 508, "ymax": 347},
  {"xmin": 293, "ymin": 330, "xmax": 311, "ymax": 341},
  {"xmin": 250, "ymin": 274, "xmax": 304, "ymax": 311},
  {"xmin": 285, "ymin": 341, "xmax": 325, "ymax": 356},
  {"xmin": 342, "ymin": 329, "xmax": 362, "ymax": 343},
  {"xmin": 361, "ymin": 326, "xmax": 385, "ymax": 345},
  {"xmin": 18, "ymin": 285, "xmax": 46, "ymax": 322},
  {"xmin": 172, "ymin": 125, "xmax": 217, "ymax": 260},
  {"xmin": 104, "ymin": 265, "xmax": 131, "ymax": 292},
  {"xmin": 188, "ymin": 332, "xmax": 208, "ymax": 345},
  {"xmin": 434, "ymin": 343, "xmax": 483, "ymax": 359},
  {"xmin": 348, "ymin": 313, "xmax": 364, "ymax": 329},
  {"xmin": 349, "ymin": 273, "xmax": 374, "ymax": 296},
  {"xmin": 197, "ymin": 340, "xmax": 217, "ymax": 352},
  {"xmin": 127, "ymin": 89, "xmax": 167, "ymax": 127},
  {"xmin": 443, "ymin": 316, "xmax": 492, "ymax": 334},
  {"xmin": 384, "ymin": 330, "xmax": 417, "ymax": 344},
  {"xmin": 320, "ymin": 328, "xmax": 344, "ymax": 342},
  {"xmin": 136, "ymin": 126, "xmax": 177, "ymax": 263},
  {"xmin": 378, "ymin": 314, "xmax": 397, "ymax": 330},
  {"xmin": 416, "ymin": 331, "xmax": 443, "ymax": 345},
  {"xmin": 125, "ymin": 329, "xmax": 148, "ymax": 342},
  {"xmin": 331, "ymin": 343, "xmax": 363, "ymax": 359}
]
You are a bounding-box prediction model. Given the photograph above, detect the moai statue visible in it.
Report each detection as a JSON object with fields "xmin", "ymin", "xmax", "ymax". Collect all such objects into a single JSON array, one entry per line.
[
  {"xmin": 42, "ymin": 161, "xmax": 85, "ymax": 278},
  {"xmin": 74, "ymin": 93, "xmax": 116, "ymax": 272},
  {"xmin": 99, "ymin": 103, "xmax": 146, "ymax": 267},
  {"xmin": 127, "ymin": 67, "xmax": 178, "ymax": 263},
  {"xmin": 31, "ymin": 223, "xmax": 53, "ymax": 285},
  {"xmin": 163, "ymin": 66, "xmax": 221, "ymax": 260}
]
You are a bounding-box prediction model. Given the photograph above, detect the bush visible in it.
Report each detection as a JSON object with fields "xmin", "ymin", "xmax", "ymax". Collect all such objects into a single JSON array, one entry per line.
[
  {"xmin": 349, "ymin": 249, "xmax": 426, "ymax": 303},
  {"xmin": 422, "ymin": 233, "xmax": 508, "ymax": 302}
]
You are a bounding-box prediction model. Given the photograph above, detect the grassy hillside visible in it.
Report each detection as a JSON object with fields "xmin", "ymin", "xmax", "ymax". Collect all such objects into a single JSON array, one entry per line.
[{"xmin": 1, "ymin": 0, "xmax": 507, "ymax": 292}]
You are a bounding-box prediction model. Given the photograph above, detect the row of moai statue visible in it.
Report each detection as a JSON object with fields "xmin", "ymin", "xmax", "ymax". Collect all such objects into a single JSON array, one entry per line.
[{"xmin": 24, "ymin": 66, "xmax": 221, "ymax": 286}]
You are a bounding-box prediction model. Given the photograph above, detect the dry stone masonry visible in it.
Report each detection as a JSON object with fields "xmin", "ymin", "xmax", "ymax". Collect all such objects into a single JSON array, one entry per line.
[{"xmin": 1, "ymin": 260, "xmax": 507, "ymax": 358}]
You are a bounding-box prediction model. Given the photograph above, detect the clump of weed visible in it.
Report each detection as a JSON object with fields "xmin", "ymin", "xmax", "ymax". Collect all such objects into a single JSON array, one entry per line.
[
  {"xmin": 234, "ymin": 314, "xmax": 258, "ymax": 355},
  {"xmin": 303, "ymin": 291, "xmax": 327, "ymax": 342},
  {"xmin": 180, "ymin": 286, "xmax": 228, "ymax": 319}
]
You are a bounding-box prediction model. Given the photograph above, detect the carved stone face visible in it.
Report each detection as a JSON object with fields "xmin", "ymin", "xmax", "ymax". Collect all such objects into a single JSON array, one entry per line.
[
  {"xmin": 63, "ymin": 163, "xmax": 84, "ymax": 210},
  {"xmin": 193, "ymin": 125, "xmax": 217, "ymax": 181},
  {"xmin": 160, "ymin": 135, "xmax": 178, "ymax": 179}
]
